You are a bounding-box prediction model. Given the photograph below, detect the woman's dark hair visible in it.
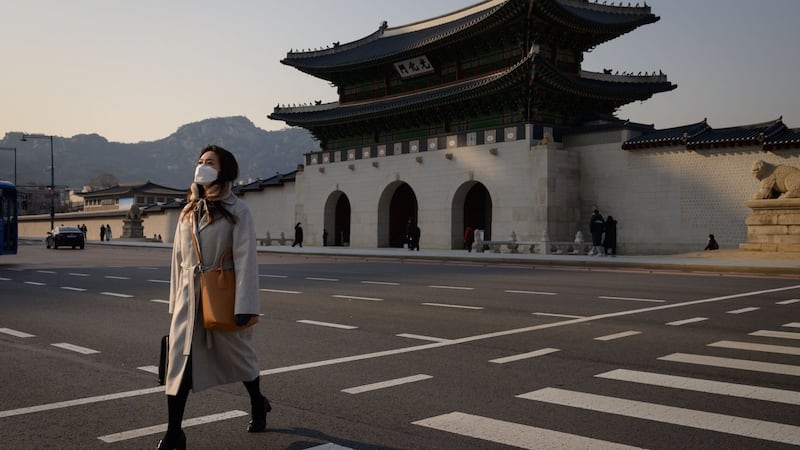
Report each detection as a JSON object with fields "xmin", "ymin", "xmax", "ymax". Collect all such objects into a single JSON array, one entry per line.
[{"xmin": 199, "ymin": 144, "xmax": 238, "ymax": 185}]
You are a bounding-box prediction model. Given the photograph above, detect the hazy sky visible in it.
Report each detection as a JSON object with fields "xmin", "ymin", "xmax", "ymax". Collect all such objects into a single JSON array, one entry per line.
[{"xmin": 3, "ymin": 0, "xmax": 799, "ymax": 143}]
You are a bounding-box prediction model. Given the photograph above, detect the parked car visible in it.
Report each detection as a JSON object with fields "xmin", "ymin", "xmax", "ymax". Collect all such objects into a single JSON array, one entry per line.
[{"xmin": 46, "ymin": 226, "xmax": 85, "ymax": 249}]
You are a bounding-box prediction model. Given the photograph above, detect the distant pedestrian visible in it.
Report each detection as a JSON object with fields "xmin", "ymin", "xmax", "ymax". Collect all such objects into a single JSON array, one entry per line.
[
  {"xmin": 292, "ymin": 222, "xmax": 303, "ymax": 247},
  {"xmin": 704, "ymin": 234, "xmax": 719, "ymax": 251},
  {"xmin": 603, "ymin": 216, "xmax": 617, "ymax": 256},
  {"xmin": 588, "ymin": 208, "xmax": 605, "ymax": 256},
  {"xmin": 411, "ymin": 223, "xmax": 421, "ymax": 251},
  {"xmin": 105, "ymin": 224, "xmax": 112, "ymax": 241},
  {"xmin": 100, "ymin": 224, "xmax": 106, "ymax": 241},
  {"xmin": 464, "ymin": 226, "xmax": 474, "ymax": 252},
  {"xmin": 80, "ymin": 224, "xmax": 88, "ymax": 238},
  {"xmin": 322, "ymin": 229, "xmax": 328, "ymax": 247}
]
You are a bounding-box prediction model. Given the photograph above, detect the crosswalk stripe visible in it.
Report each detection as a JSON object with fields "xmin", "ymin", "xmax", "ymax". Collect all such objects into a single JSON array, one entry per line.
[
  {"xmin": 98, "ymin": 410, "xmax": 248, "ymax": 443},
  {"xmin": 726, "ymin": 307, "xmax": 759, "ymax": 314},
  {"xmin": 666, "ymin": 317, "xmax": 707, "ymax": 326},
  {"xmin": 750, "ymin": 329, "xmax": 800, "ymax": 340},
  {"xmin": 708, "ymin": 340, "xmax": 800, "ymax": 356},
  {"xmin": 342, "ymin": 374, "xmax": 432, "ymax": 394},
  {"xmin": 297, "ymin": 320, "xmax": 357, "ymax": 330},
  {"xmin": 489, "ymin": 348, "xmax": 560, "ymax": 364},
  {"xmin": 594, "ymin": 331, "xmax": 641, "ymax": 341},
  {"xmin": 0, "ymin": 328, "xmax": 35, "ymax": 338},
  {"xmin": 518, "ymin": 388, "xmax": 800, "ymax": 445},
  {"xmin": 658, "ymin": 353, "xmax": 800, "ymax": 376},
  {"xmin": 596, "ymin": 369, "xmax": 800, "ymax": 405},
  {"xmin": 413, "ymin": 411, "xmax": 641, "ymax": 450}
]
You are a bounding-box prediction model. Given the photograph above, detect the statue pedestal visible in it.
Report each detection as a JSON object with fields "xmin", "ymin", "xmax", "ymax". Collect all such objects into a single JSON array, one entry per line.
[
  {"xmin": 122, "ymin": 219, "xmax": 144, "ymax": 239},
  {"xmin": 740, "ymin": 199, "xmax": 800, "ymax": 252}
]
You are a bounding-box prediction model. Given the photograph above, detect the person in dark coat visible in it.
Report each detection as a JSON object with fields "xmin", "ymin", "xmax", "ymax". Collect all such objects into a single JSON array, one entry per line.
[
  {"xmin": 705, "ymin": 234, "xmax": 719, "ymax": 251},
  {"xmin": 464, "ymin": 226, "xmax": 474, "ymax": 252},
  {"xmin": 322, "ymin": 229, "xmax": 328, "ymax": 247},
  {"xmin": 292, "ymin": 222, "xmax": 303, "ymax": 247},
  {"xmin": 603, "ymin": 216, "xmax": 618, "ymax": 256},
  {"xmin": 99, "ymin": 224, "xmax": 106, "ymax": 241},
  {"xmin": 588, "ymin": 208, "xmax": 605, "ymax": 256},
  {"xmin": 410, "ymin": 223, "xmax": 421, "ymax": 251}
]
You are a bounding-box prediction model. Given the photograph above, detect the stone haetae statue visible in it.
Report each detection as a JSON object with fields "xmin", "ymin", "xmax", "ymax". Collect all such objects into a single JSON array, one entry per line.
[{"xmin": 751, "ymin": 160, "xmax": 800, "ymax": 199}]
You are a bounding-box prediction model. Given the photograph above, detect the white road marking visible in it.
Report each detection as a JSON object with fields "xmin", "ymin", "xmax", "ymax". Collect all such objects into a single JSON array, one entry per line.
[
  {"xmin": 506, "ymin": 289, "xmax": 557, "ymax": 295},
  {"xmin": 0, "ymin": 277, "xmax": 11, "ymax": 281},
  {"xmin": 421, "ymin": 302, "xmax": 483, "ymax": 310},
  {"xmin": 597, "ymin": 368, "xmax": 800, "ymax": 405},
  {"xmin": 341, "ymin": 374, "xmax": 432, "ymax": 394},
  {"xmin": 60, "ymin": 286, "xmax": 87, "ymax": 292},
  {"xmin": 708, "ymin": 340, "xmax": 800, "ymax": 355},
  {"xmin": 490, "ymin": 348, "xmax": 559, "ymax": 364},
  {"xmin": 726, "ymin": 307, "xmax": 760, "ymax": 314},
  {"xmin": 147, "ymin": 279, "xmax": 170, "ymax": 284},
  {"xmin": 598, "ymin": 296, "xmax": 666, "ymax": 303},
  {"xmin": 396, "ymin": 333, "xmax": 450, "ymax": 342},
  {"xmin": 777, "ymin": 299, "xmax": 800, "ymax": 305},
  {"xmin": 518, "ymin": 387, "xmax": 800, "ymax": 445},
  {"xmin": 297, "ymin": 320, "xmax": 357, "ymax": 330},
  {"xmin": 24, "ymin": 281, "xmax": 45, "ymax": 286},
  {"xmin": 100, "ymin": 292, "xmax": 133, "ymax": 298},
  {"xmin": 659, "ymin": 353, "xmax": 800, "ymax": 376},
  {"xmin": 0, "ymin": 328, "xmax": 35, "ymax": 338},
  {"xmin": 785, "ymin": 322, "xmax": 800, "ymax": 328},
  {"xmin": 260, "ymin": 274, "xmax": 287, "ymax": 278},
  {"xmin": 533, "ymin": 312, "xmax": 585, "ymax": 319},
  {"xmin": 666, "ymin": 317, "xmax": 707, "ymax": 326},
  {"xmin": 305, "ymin": 444, "xmax": 354, "ymax": 450},
  {"xmin": 413, "ymin": 411, "xmax": 641, "ymax": 450},
  {"xmin": 0, "ymin": 387, "xmax": 164, "ymax": 418},
  {"xmin": 98, "ymin": 410, "xmax": 248, "ymax": 443},
  {"xmin": 750, "ymin": 329, "xmax": 800, "ymax": 340},
  {"xmin": 68, "ymin": 272, "xmax": 90, "ymax": 277},
  {"xmin": 428, "ymin": 285, "xmax": 474, "ymax": 290},
  {"xmin": 306, "ymin": 277, "xmax": 339, "ymax": 282},
  {"xmin": 594, "ymin": 331, "xmax": 642, "ymax": 341},
  {"xmin": 150, "ymin": 299, "xmax": 169, "ymax": 304},
  {"xmin": 36, "ymin": 270, "xmax": 56, "ymax": 274},
  {"xmin": 104, "ymin": 276, "xmax": 130, "ymax": 280},
  {"xmin": 260, "ymin": 288, "xmax": 301, "ymax": 294},
  {"xmin": 361, "ymin": 280, "xmax": 399, "ymax": 286},
  {"xmin": 51, "ymin": 343, "xmax": 100, "ymax": 355},
  {"xmin": 137, "ymin": 366, "xmax": 159, "ymax": 374},
  {"xmin": 332, "ymin": 294, "xmax": 383, "ymax": 302}
]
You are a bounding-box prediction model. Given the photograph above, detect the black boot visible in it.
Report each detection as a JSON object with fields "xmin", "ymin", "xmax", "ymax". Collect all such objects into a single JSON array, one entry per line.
[
  {"xmin": 157, "ymin": 430, "xmax": 186, "ymax": 450},
  {"xmin": 247, "ymin": 395, "xmax": 272, "ymax": 433}
]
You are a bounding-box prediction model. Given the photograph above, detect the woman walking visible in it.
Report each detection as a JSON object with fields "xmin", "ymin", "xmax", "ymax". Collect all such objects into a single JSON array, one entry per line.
[{"xmin": 159, "ymin": 145, "xmax": 269, "ymax": 449}]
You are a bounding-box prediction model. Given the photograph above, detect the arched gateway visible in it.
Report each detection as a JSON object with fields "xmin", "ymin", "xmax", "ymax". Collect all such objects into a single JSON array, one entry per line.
[
  {"xmin": 324, "ymin": 191, "xmax": 351, "ymax": 246},
  {"xmin": 378, "ymin": 181, "xmax": 418, "ymax": 248},
  {"xmin": 451, "ymin": 181, "xmax": 492, "ymax": 249}
]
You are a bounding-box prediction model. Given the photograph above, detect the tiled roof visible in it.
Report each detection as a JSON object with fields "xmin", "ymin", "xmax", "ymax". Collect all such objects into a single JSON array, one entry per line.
[
  {"xmin": 623, "ymin": 117, "xmax": 800, "ymax": 150},
  {"xmin": 234, "ymin": 170, "xmax": 298, "ymax": 194},
  {"xmin": 282, "ymin": 0, "xmax": 657, "ymax": 74},
  {"xmin": 77, "ymin": 181, "xmax": 186, "ymax": 198}
]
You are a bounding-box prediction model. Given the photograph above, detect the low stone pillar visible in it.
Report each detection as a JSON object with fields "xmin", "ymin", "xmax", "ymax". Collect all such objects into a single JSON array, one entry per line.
[{"xmin": 739, "ymin": 199, "xmax": 800, "ymax": 252}]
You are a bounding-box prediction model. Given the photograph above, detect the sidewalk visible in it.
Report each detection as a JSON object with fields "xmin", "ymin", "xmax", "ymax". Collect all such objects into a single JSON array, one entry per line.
[{"xmin": 21, "ymin": 238, "xmax": 800, "ymax": 276}]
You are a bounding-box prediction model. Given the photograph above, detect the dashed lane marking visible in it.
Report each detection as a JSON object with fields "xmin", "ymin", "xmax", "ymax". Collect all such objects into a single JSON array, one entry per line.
[
  {"xmin": 150, "ymin": 299, "xmax": 169, "ymax": 304},
  {"xmin": 777, "ymin": 299, "xmax": 799, "ymax": 305},
  {"xmin": 506, "ymin": 289, "xmax": 557, "ymax": 296},
  {"xmin": 666, "ymin": 317, "xmax": 708, "ymax": 326},
  {"xmin": 532, "ymin": 312, "xmax": 585, "ymax": 319},
  {"xmin": 597, "ymin": 368, "xmax": 800, "ymax": 405},
  {"xmin": 260, "ymin": 274, "xmax": 287, "ymax": 278},
  {"xmin": 598, "ymin": 296, "xmax": 666, "ymax": 303},
  {"xmin": 396, "ymin": 333, "xmax": 450, "ymax": 343},
  {"xmin": 594, "ymin": 331, "xmax": 642, "ymax": 341},
  {"xmin": 61, "ymin": 286, "xmax": 87, "ymax": 292},
  {"xmin": 297, "ymin": 320, "xmax": 357, "ymax": 330},
  {"xmin": 726, "ymin": 307, "xmax": 760, "ymax": 314},
  {"xmin": 332, "ymin": 294, "xmax": 383, "ymax": 302},
  {"xmin": 260, "ymin": 288, "xmax": 301, "ymax": 294},
  {"xmin": 489, "ymin": 348, "xmax": 560, "ymax": 364},
  {"xmin": 342, "ymin": 374, "xmax": 432, "ymax": 394},
  {"xmin": 68, "ymin": 273, "xmax": 90, "ymax": 277},
  {"xmin": 104, "ymin": 276, "xmax": 130, "ymax": 280},
  {"xmin": 100, "ymin": 292, "xmax": 134, "ymax": 298},
  {"xmin": 518, "ymin": 387, "xmax": 800, "ymax": 445},
  {"xmin": 361, "ymin": 280, "xmax": 399, "ymax": 286},
  {"xmin": 0, "ymin": 328, "xmax": 35, "ymax": 338},
  {"xmin": 98, "ymin": 410, "xmax": 248, "ymax": 443},
  {"xmin": 428, "ymin": 285, "xmax": 474, "ymax": 290},
  {"xmin": 138, "ymin": 366, "xmax": 159, "ymax": 375},
  {"xmin": 51, "ymin": 343, "xmax": 100, "ymax": 355},
  {"xmin": 36, "ymin": 270, "xmax": 56, "ymax": 274},
  {"xmin": 147, "ymin": 279, "xmax": 170, "ymax": 284},
  {"xmin": 421, "ymin": 302, "xmax": 483, "ymax": 310},
  {"xmin": 24, "ymin": 281, "xmax": 45, "ymax": 286},
  {"xmin": 0, "ymin": 387, "xmax": 164, "ymax": 418},
  {"xmin": 306, "ymin": 277, "xmax": 339, "ymax": 282},
  {"xmin": 413, "ymin": 411, "xmax": 641, "ymax": 450},
  {"xmin": 785, "ymin": 322, "xmax": 800, "ymax": 328}
]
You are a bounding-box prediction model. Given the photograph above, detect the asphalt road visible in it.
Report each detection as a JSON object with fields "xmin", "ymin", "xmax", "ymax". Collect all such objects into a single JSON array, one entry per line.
[{"xmin": 1, "ymin": 243, "xmax": 799, "ymax": 449}]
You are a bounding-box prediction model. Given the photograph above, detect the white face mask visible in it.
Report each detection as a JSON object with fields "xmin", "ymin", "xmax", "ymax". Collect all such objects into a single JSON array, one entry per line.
[{"xmin": 194, "ymin": 164, "xmax": 218, "ymax": 185}]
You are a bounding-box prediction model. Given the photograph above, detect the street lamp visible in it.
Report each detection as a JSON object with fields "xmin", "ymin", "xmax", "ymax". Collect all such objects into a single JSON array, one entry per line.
[
  {"xmin": 0, "ymin": 147, "xmax": 15, "ymax": 185},
  {"xmin": 20, "ymin": 134, "xmax": 55, "ymax": 230}
]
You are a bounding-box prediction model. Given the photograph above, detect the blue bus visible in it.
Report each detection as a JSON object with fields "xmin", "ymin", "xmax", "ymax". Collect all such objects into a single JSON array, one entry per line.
[{"xmin": 0, "ymin": 181, "xmax": 18, "ymax": 255}]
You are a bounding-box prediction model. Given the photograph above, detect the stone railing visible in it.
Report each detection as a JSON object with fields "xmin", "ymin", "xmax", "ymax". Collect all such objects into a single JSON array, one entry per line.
[
  {"xmin": 258, "ymin": 231, "xmax": 290, "ymax": 246},
  {"xmin": 474, "ymin": 231, "xmax": 590, "ymax": 255}
]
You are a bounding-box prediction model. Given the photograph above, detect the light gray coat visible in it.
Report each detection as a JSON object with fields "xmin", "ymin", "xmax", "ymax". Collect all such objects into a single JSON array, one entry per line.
[{"xmin": 165, "ymin": 194, "xmax": 260, "ymax": 395}]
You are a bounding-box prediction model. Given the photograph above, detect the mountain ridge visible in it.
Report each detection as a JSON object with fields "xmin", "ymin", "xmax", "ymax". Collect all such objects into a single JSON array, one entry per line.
[{"xmin": 1, "ymin": 116, "xmax": 315, "ymax": 189}]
